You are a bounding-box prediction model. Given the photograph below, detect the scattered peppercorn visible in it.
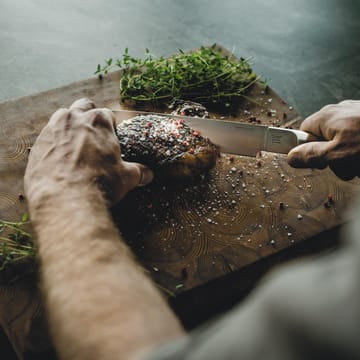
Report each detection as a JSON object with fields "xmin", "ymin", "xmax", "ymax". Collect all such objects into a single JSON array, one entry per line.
[{"xmin": 323, "ymin": 194, "xmax": 334, "ymax": 208}]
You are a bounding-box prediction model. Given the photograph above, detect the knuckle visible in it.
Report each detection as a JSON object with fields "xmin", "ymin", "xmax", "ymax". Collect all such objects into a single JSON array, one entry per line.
[
  {"xmin": 320, "ymin": 104, "xmax": 338, "ymax": 114},
  {"xmin": 87, "ymin": 109, "xmax": 114, "ymax": 131},
  {"xmin": 49, "ymin": 108, "xmax": 70, "ymax": 123},
  {"xmin": 70, "ymin": 98, "xmax": 96, "ymax": 111},
  {"xmin": 338, "ymin": 99, "xmax": 358, "ymax": 106}
]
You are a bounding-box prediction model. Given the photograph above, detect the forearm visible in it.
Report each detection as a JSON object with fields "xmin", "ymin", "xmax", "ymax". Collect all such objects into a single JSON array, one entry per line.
[{"xmin": 30, "ymin": 186, "xmax": 184, "ymax": 360}]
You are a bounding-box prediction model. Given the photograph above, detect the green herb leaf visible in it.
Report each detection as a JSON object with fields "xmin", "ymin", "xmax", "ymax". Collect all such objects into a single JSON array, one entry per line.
[
  {"xmin": 0, "ymin": 216, "xmax": 35, "ymax": 272},
  {"xmin": 95, "ymin": 46, "xmax": 259, "ymax": 109}
]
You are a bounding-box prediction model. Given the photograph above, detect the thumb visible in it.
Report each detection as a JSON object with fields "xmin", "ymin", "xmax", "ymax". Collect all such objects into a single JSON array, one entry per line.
[
  {"xmin": 121, "ymin": 161, "xmax": 154, "ymax": 189},
  {"xmin": 287, "ymin": 140, "xmax": 336, "ymax": 169},
  {"xmin": 112, "ymin": 161, "xmax": 154, "ymax": 204}
]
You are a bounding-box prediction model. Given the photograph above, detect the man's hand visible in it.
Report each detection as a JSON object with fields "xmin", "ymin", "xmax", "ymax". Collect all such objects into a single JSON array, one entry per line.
[
  {"xmin": 24, "ymin": 98, "xmax": 153, "ymax": 207},
  {"xmin": 287, "ymin": 100, "xmax": 360, "ymax": 180},
  {"xmin": 23, "ymin": 99, "xmax": 183, "ymax": 360}
]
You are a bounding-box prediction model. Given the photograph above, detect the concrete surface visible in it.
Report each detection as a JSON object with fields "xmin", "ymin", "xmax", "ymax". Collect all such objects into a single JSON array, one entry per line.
[{"xmin": 1, "ymin": 0, "xmax": 360, "ymax": 117}]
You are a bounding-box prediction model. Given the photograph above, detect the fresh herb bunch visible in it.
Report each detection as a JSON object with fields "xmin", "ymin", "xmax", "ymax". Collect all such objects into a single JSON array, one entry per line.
[
  {"xmin": 0, "ymin": 215, "xmax": 176, "ymax": 295},
  {"xmin": 0, "ymin": 214, "xmax": 35, "ymax": 272},
  {"xmin": 95, "ymin": 45, "xmax": 259, "ymax": 108}
]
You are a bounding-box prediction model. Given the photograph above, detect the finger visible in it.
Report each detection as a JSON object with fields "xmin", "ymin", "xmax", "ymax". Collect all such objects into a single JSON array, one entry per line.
[
  {"xmin": 299, "ymin": 111, "xmax": 327, "ymax": 137},
  {"xmin": 299, "ymin": 103, "xmax": 343, "ymax": 139},
  {"xmin": 48, "ymin": 108, "xmax": 70, "ymax": 126},
  {"xmin": 84, "ymin": 108, "xmax": 116, "ymax": 132},
  {"xmin": 338, "ymin": 99, "xmax": 358, "ymax": 106},
  {"xmin": 120, "ymin": 162, "xmax": 154, "ymax": 191},
  {"xmin": 112, "ymin": 162, "xmax": 153, "ymax": 203},
  {"xmin": 287, "ymin": 140, "xmax": 336, "ymax": 169},
  {"xmin": 69, "ymin": 98, "xmax": 96, "ymax": 113}
]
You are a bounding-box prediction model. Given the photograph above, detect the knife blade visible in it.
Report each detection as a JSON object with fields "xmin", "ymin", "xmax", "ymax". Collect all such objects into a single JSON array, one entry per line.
[{"xmin": 112, "ymin": 110, "xmax": 310, "ymax": 157}]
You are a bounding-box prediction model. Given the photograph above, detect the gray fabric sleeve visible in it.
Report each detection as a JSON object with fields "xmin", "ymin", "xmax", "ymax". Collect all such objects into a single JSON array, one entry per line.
[{"xmin": 148, "ymin": 204, "xmax": 360, "ymax": 360}]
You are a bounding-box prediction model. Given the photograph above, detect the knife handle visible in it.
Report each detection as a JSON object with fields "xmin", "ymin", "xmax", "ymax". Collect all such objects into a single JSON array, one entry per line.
[
  {"xmin": 265, "ymin": 127, "xmax": 313, "ymax": 154},
  {"xmin": 290, "ymin": 129, "xmax": 311, "ymax": 145}
]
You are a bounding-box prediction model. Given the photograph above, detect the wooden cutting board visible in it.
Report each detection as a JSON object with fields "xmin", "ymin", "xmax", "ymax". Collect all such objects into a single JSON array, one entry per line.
[{"xmin": 0, "ymin": 46, "xmax": 360, "ymax": 356}]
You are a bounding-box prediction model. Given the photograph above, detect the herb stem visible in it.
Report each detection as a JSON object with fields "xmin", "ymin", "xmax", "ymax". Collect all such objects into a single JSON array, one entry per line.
[{"xmin": 95, "ymin": 45, "xmax": 259, "ymax": 108}]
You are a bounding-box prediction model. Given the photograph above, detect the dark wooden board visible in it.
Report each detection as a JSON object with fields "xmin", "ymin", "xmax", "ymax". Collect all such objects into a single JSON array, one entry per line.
[
  {"xmin": 0, "ymin": 46, "xmax": 359, "ymax": 356},
  {"xmin": 115, "ymin": 149, "xmax": 358, "ymax": 292}
]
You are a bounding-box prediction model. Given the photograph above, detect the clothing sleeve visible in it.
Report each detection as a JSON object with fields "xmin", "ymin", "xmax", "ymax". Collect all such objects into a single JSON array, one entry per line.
[{"xmin": 148, "ymin": 203, "xmax": 360, "ymax": 360}]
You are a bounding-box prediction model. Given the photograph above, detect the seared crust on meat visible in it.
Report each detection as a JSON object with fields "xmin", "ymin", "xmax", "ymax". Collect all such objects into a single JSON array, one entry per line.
[{"xmin": 116, "ymin": 114, "xmax": 218, "ymax": 178}]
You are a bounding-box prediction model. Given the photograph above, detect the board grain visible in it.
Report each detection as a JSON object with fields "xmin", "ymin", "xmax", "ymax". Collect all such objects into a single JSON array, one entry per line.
[{"xmin": 0, "ymin": 47, "xmax": 359, "ymax": 356}]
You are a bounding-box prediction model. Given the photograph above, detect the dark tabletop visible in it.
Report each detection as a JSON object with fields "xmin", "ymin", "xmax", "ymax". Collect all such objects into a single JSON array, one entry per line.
[
  {"xmin": 1, "ymin": 1, "xmax": 360, "ymax": 358},
  {"xmin": 1, "ymin": 0, "xmax": 360, "ymax": 117}
]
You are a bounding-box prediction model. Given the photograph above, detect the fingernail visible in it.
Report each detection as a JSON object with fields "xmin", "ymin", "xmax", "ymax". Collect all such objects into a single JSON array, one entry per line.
[{"xmin": 139, "ymin": 167, "xmax": 154, "ymax": 186}]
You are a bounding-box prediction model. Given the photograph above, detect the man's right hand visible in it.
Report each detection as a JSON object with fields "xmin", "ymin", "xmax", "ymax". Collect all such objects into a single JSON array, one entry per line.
[{"xmin": 287, "ymin": 100, "xmax": 360, "ymax": 180}]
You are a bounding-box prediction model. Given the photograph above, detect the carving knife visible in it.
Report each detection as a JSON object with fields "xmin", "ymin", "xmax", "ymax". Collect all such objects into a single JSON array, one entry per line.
[{"xmin": 112, "ymin": 110, "xmax": 311, "ymax": 157}]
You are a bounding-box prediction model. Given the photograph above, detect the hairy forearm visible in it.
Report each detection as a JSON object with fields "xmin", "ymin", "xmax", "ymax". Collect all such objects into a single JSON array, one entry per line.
[{"xmin": 30, "ymin": 186, "xmax": 184, "ymax": 360}]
